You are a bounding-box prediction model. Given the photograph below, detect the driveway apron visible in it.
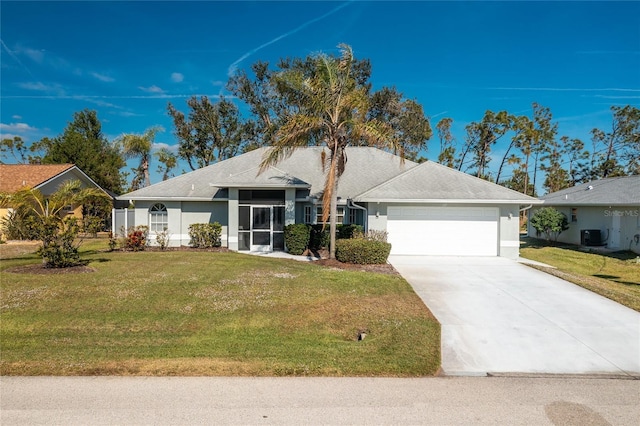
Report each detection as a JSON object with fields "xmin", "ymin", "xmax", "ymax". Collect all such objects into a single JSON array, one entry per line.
[{"xmin": 389, "ymin": 255, "xmax": 640, "ymax": 377}]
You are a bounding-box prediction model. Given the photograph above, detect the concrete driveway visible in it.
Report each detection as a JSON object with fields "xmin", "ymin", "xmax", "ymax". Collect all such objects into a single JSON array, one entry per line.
[{"xmin": 389, "ymin": 255, "xmax": 640, "ymax": 377}]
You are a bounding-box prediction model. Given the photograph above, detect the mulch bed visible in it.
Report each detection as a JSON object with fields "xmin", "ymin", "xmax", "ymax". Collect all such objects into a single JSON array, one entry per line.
[
  {"xmin": 5, "ymin": 264, "xmax": 96, "ymax": 275},
  {"xmin": 3, "ymin": 244, "xmax": 397, "ymax": 276},
  {"xmin": 314, "ymin": 258, "xmax": 399, "ymax": 275}
]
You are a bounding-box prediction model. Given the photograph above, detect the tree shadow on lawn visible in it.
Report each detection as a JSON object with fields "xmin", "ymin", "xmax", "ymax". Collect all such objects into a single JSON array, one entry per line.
[{"xmin": 593, "ymin": 274, "xmax": 640, "ymax": 286}]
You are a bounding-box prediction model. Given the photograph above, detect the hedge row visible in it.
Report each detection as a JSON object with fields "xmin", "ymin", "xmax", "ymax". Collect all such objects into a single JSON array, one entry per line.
[
  {"xmin": 335, "ymin": 239, "xmax": 392, "ymax": 265},
  {"xmin": 284, "ymin": 224, "xmax": 364, "ymax": 254}
]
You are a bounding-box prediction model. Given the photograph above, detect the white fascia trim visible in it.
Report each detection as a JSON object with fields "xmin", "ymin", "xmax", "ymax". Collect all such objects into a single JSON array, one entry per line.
[
  {"xmin": 117, "ymin": 197, "xmax": 228, "ymax": 202},
  {"xmin": 541, "ymin": 201, "xmax": 640, "ymax": 207},
  {"xmin": 355, "ymin": 198, "xmax": 544, "ymax": 205}
]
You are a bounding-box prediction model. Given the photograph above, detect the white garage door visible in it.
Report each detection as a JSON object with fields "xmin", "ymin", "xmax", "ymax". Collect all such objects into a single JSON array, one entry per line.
[{"xmin": 387, "ymin": 206, "xmax": 498, "ymax": 256}]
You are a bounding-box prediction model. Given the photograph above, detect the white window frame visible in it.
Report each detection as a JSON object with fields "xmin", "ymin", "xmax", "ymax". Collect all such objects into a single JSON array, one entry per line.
[
  {"xmin": 149, "ymin": 203, "xmax": 168, "ymax": 233},
  {"xmin": 316, "ymin": 206, "xmax": 344, "ymax": 224},
  {"xmin": 348, "ymin": 208, "xmax": 358, "ymax": 225},
  {"xmin": 304, "ymin": 206, "xmax": 312, "ymax": 224}
]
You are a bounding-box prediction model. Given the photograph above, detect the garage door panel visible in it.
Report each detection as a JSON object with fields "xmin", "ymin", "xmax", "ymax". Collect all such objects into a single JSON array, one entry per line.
[{"xmin": 387, "ymin": 207, "xmax": 498, "ymax": 256}]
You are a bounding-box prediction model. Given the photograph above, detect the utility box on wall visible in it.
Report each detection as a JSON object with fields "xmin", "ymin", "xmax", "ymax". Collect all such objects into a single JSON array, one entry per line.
[{"xmin": 580, "ymin": 229, "xmax": 604, "ymax": 246}]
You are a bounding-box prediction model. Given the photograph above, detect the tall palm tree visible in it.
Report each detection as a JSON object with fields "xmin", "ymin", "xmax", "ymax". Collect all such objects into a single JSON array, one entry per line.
[
  {"xmin": 119, "ymin": 126, "xmax": 163, "ymax": 190},
  {"xmin": 260, "ymin": 44, "xmax": 397, "ymax": 259}
]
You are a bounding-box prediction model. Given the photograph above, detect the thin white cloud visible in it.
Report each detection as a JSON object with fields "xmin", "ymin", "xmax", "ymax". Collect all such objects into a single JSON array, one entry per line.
[
  {"xmin": 593, "ymin": 95, "xmax": 640, "ymax": 100},
  {"xmin": 19, "ymin": 46, "xmax": 45, "ymax": 63},
  {"xmin": 17, "ymin": 81, "xmax": 66, "ymax": 95},
  {"xmin": 0, "ymin": 122, "xmax": 36, "ymax": 133},
  {"xmin": 0, "ymin": 39, "xmax": 34, "ymax": 77},
  {"xmin": 211, "ymin": 80, "xmax": 225, "ymax": 87},
  {"xmin": 12, "ymin": 115, "xmax": 22, "ymax": 120},
  {"xmin": 226, "ymin": 1, "xmax": 353, "ymax": 77},
  {"xmin": 489, "ymin": 87, "xmax": 640, "ymax": 92},
  {"xmin": 0, "ymin": 133, "xmax": 22, "ymax": 141},
  {"xmin": 152, "ymin": 142, "xmax": 179, "ymax": 153},
  {"xmin": 2, "ymin": 93, "xmax": 232, "ymax": 100},
  {"xmin": 139, "ymin": 85, "xmax": 166, "ymax": 94},
  {"xmin": 91, "ymin": 72, "xmax": 115, "ymax": 83},
  {"xmin": 171, "ymin": 72, "xmax": 184, "ymax": 83},
  {"xmin": 430, "ymin": 111, "xmax": 449, "ymax": 119}
]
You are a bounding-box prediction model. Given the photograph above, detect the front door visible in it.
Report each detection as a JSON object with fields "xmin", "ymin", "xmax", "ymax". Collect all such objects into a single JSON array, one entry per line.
[
  {"xmin": 239, "ymin": 205, "xmax": 285, "ymax": 252},
  {"xmin": 609, "ymin": 214, "xmax": 621, "ymax": 249},
  {"xmin": 251, "ymin": 206, "xmax": 272, "ymax": 251}
]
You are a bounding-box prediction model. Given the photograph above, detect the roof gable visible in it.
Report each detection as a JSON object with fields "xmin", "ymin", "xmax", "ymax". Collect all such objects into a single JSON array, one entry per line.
[
  {"xmin": 541, "ymin": 176, "xmax": 640, "ymax": 206},
  {"xmin": 0, "ymin": 164, "xmax": 74, "ymax": 193},
  {"xmin": 355, "ymin": 160, "xmax": 541, "ymax": 204},
  {"xmin": 119, "ymin": 147, "xmax": 418, "ymax": 201}
]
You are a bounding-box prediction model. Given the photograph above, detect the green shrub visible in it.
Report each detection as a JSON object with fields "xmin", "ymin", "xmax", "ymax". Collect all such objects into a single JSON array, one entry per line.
[
  {"xmin": 337, "ymin": 224, "xmax": 363, "ymax": 239},
  {"xmin": 284, "ymin": 223, "xmax": 310, "ymax": 255},
  {"xmin": 309, "ymin": 224, "xmax": 362, "ymax": 250},
  {"xmin": 37, "ymin": 217, "xmax": 82, "ymax": 268},
  {"xmin": 189, "ymin": 222, "xmax": 222, "ymax": 248},
  {"xmin": 309, "ymin": 225, "xmax": 330, "ymax": 250},
  {"xmin": 530, "ymin": 207, "xmax": 569, "ymax": 241},
  {"xmin": 82, "ymin": 216, "xmax": 104, "ymax": 237},
  {"xmin": 335, "ymin": 238, "xmax": 392, "ymax": 265},
  {"xmin": 155, "ymin": 228, "xmax": 171, "ymax": 250},
  {"xmin": 0, "ymin": 208, "xmax": 41, "ymax": 240}
]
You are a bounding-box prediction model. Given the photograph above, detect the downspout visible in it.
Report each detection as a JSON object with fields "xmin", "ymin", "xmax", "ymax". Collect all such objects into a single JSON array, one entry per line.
[
  {"xmin": 347, "ymin": 199, "xmax": 368, "ymax": 231},
  {"xmin": 519, "ymin": 204, "xmax": 533, "ymax": 236}
]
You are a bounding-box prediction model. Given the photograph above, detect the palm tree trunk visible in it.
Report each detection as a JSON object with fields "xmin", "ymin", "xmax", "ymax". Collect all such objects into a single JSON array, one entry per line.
[{"xmin": 329, "ymin": 164, "xmax": 339, "ymax": 260}]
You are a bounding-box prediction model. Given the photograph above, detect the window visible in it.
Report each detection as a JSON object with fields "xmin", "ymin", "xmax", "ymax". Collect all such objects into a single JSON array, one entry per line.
[
  {"xmin": 349, "ymin": 208, "xmax": 359, "ymax": 225},
  {"xmin": 149, "ymin": 203, "xmax": 168, "ymax": 232},
  {"xmin": 571, "ymin": 208, "xmax": 578, "ymax": 223},
  {"xmin": 316, "ymin": 206, "xmax": 344, "ymax": 224},
  {"xmin": 304, "ymin": 206, "xmax": 312, "ymax": 224}
]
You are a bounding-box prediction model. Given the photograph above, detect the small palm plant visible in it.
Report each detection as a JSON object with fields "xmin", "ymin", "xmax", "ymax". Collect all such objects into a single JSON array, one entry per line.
[{"xmin": 0, "ymin": 179, "xmax": 110, "ymax": 267}]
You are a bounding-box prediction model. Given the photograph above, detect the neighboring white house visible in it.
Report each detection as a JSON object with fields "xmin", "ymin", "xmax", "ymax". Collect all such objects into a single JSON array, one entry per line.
[
  {"xmin": 117, "ymin": 147, "xmax": 541, "ymax": 259},
  {"xmin": 528, "ymin": 176, "xmax": 640, "ymax": 254}
]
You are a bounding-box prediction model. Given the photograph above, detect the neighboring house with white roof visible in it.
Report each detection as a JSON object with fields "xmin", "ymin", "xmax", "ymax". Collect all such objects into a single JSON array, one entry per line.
[
  {"xmin": 117, "ymin": 147, "xmax": 541, "ymax": 259},
  {"xmin": 528, "ymin": 176, "xmax": 640, "ymax": 254}
]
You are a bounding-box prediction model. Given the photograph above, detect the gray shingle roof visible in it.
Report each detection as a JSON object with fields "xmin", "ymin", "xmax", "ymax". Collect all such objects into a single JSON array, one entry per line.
[
  {"xmin": 540, "ymin": 176, "xmax": 640, "ymax": 206},
  {"xmin": 119, "ymin": 147, "xmax": 417, "ymax": 201},
  {"xmin": 355, "ymin": 160, "xmax": 541, "ymax": 204},
  {"xmin": 118, "ymin": 146, "xmax": 539, "ymax": 204}
]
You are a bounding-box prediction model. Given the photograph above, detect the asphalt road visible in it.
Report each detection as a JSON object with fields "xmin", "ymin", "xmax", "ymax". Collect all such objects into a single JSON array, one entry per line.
[{"xmin": 2, "ymin": 376, "xmax": 639, "ymax": 425}]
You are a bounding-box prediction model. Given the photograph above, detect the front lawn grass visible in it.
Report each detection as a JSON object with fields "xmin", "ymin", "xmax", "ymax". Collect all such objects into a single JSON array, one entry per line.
[
  {"xmin": 0, "ymin": 241, "xmax": 440, "ymax": 376},
  {"xmin": 520, "ymin": 237, "xmax": 640, "ymax": 312}
]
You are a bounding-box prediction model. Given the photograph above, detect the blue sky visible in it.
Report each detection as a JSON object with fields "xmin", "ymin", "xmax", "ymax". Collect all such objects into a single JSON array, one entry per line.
[{"xmin": 1, "ymin": 1, "xmax": 639, "ymax": 189}]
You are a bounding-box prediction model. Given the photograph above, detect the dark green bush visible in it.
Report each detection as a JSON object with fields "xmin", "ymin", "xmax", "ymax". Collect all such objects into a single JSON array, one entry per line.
[
  {"xmin": 337, "ymin": 224, "xmax": 363, "ymax": 239},
  {"xmin": 335, "ymin": 239, "xmax": 392, "ymax": 265},
  {"xmin": 189, "ymin": 222, "xmax": 222, "ymax": 248},
  {"xmin": 309, "ymin": 225, "xmax": 330, "ymax": 250},
  {"xmin": 284, "ymin": 223, "xmax": 310, "ymax": 255},
  {"xmin": 309, "ymin": 224, "xmax": 363, "ymax": 250},
  {"xmin": 37, "ymin": 217, "xmax": 82, "ymax": 268}
]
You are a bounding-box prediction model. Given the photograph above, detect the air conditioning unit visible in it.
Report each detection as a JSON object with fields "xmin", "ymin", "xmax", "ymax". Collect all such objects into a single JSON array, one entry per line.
[{"xmin": 580, "ymin": 229, "xmax": 604, "ymax": 246}]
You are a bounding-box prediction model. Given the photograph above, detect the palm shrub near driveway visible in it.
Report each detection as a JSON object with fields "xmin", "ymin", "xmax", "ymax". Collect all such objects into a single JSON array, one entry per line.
[{"xmin": 530, "ymin": 207, "xmax": 569, "ymax": 241}]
